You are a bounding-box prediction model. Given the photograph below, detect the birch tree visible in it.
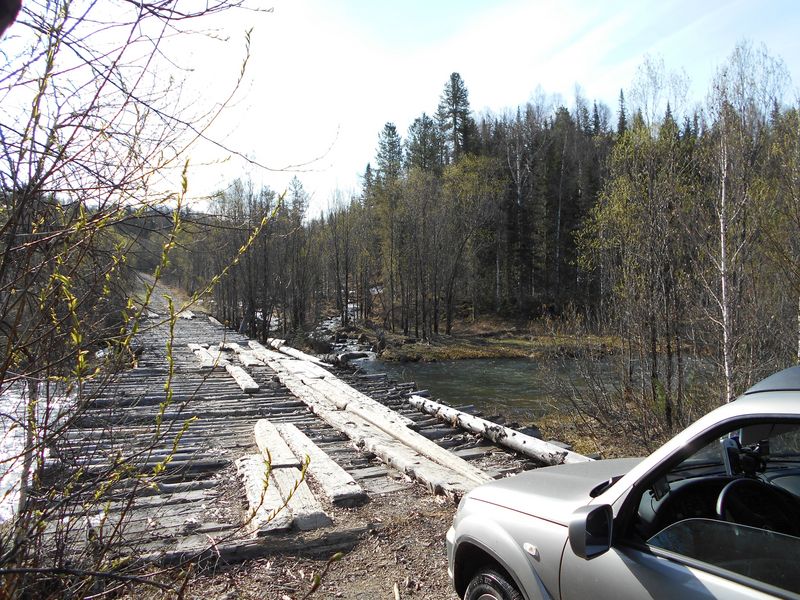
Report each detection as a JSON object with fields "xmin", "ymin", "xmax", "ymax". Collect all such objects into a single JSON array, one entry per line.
[{"xmin": 700, "ymin": 42, "xmax": 787, "ymax": 401}]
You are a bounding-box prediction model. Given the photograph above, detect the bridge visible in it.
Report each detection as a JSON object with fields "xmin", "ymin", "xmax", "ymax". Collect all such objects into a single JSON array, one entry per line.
[{"xmin": 46, "ymin": 301, "xmax": 588, "ymax": 568}]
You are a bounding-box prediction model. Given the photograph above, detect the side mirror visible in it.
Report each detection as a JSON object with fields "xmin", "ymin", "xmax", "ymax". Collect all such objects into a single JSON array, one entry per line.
[{"xmin": 569, "ymin": 504, "xmax": 612, "ymax": 559}]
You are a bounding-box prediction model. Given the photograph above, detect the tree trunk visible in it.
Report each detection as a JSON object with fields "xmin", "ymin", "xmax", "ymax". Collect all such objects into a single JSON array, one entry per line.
[{"xmin": 719, "ymin": 140, "xmax": 735, "ymax": 403}]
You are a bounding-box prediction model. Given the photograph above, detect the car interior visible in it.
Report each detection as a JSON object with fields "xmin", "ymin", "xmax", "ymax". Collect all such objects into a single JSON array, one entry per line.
[{"xmin": 629, "ymin": 420, "xmax": 800, "ymax": 592}]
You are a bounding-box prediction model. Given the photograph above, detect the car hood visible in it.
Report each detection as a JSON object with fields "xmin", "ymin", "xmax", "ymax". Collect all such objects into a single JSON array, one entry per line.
[{"xmin": 467, "ymin": 457, "xmax": 643, "ymax": 525}]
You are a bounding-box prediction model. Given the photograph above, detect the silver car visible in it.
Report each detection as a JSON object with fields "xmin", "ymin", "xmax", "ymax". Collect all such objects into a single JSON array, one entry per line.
[{"xmin": 447, "ymin": 366, "xmax": 800, "ymax": 599}]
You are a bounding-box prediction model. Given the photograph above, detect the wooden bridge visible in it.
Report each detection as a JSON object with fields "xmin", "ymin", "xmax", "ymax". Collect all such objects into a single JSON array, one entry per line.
[{"xmin": 51, "ymin": 306, "xmax": 588, "ymax": 565}]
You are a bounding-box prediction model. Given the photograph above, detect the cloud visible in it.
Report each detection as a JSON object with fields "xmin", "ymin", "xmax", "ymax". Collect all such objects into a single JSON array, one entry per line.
[{"xmin": 180, "ymin": 0, "xmax": 800, "ymax": 214}]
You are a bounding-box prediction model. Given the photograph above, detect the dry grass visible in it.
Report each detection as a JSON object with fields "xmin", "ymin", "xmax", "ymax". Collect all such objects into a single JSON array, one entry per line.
[{"xmin": 380, "ymin": 331, "xmax": 619, "ymax": 363}]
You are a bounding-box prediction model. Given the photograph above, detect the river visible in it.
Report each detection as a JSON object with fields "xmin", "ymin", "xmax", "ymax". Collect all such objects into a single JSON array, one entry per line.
[{"xmin": 353, "ymin": 356, "xmax": 611, "ymax": 422}]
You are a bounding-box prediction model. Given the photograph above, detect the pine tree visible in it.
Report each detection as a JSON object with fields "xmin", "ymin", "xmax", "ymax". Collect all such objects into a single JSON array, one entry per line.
[
  {"xmin": 362, "ymin": 163, "xmax": 375, "ymax": 205},
  {"xmin": 376, "ymin": 123, "xmax": 403, "ymax": 182},
  {"xmin": 436, "ymin": 72, "xmax": 472, "ymax": 163},
  {"xmin": 617, "ymin": 89, "xmax": 628, "ymax": 135},
  {"xmin": 406, "ymin": 113, "xmax": 443, "ymax": 172},
  {"xmin": 592, "ymin": 101, "xmax": 602, "ymax": 136}
]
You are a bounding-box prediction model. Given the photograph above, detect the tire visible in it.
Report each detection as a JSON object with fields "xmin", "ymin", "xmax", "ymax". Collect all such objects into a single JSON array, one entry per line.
[{"xmin": 464, "ymin": 568, "xmax": 523, "ymax": 600}]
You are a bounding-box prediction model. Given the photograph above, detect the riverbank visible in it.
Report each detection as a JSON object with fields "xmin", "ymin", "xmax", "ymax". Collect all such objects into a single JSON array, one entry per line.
[{"xmin": 337, "ymin": 317, "xmax": 619, "ymax": 363}]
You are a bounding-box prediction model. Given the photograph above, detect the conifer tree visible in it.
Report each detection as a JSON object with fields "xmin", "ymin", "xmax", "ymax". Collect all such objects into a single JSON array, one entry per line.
[
  {"xmin": 406, "ymin": 113, "xmax": 443, "ymax": 172},
  {"xmin": 617, "ymin": 89, "xmax": 628, "ymax": 135},
  {"xmin": 376, "ymin": 123, "xmax": 404, "ymax": 182},
  {"xmin": 436, "ymin": 72, "xmax": 473, "ymax": 163}
]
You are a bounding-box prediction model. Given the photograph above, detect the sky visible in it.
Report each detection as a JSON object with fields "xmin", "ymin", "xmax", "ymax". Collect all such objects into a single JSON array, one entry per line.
[{"xmin": 182, "ymin": 0, "xmax": 800, "ymax": 215}]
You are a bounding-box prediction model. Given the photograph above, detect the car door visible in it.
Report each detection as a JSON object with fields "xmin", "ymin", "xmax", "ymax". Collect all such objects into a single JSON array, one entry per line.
[
  {"xmin": 559, "ymin": 537, "xmax": 779, "ymax": 599},
  {"xmin": 559, "ymin": 418, "xmax": 800, "ymax": 599}
]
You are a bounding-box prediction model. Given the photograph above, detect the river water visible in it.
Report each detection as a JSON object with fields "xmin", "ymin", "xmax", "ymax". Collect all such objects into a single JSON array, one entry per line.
[{"xmin": 354, "ymin": 356, "xmax": 611, "ymax": 422}]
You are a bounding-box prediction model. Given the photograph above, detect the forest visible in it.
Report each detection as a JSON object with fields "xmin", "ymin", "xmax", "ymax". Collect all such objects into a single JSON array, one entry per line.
[
  {"xmin": 143, "ymin": 43, "xmax": 800, "ymax": 431},
  {"xmin": 1, "ymin": 1, "xmax": 800, "ymax": 595}
]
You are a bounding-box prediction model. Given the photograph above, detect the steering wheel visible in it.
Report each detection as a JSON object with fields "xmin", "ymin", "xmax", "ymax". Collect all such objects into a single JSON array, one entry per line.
[{"xmin": 716, "ymin": 478, "xmax": 800, "ymax": 537}]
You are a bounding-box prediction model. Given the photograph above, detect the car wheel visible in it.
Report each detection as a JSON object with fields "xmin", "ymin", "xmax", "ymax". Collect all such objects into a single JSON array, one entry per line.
[{"xmin": 464, "ymin": 568, "xmax": 523, "ymax": 600}]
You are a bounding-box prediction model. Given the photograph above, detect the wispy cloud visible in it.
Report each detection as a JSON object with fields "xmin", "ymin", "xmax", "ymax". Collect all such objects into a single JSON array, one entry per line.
[{"xmin": 182, "ymin": 0, "xmax": 800, "ymax": 212}]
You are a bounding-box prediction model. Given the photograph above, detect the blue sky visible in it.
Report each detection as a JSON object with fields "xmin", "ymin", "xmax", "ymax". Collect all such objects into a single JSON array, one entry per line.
[{"xmin": 185, "ymin": 0, "xmax": 800, "ymax": 214}]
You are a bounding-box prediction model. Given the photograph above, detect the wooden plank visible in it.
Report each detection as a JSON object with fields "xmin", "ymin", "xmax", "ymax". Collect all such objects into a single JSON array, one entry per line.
[
  {"xmin": 187, "ymin": 343, "xmax": 229, "ymax": 370},
  {"xmin": 276, "ymin": 423, "xmax": 366, "ymax": 507},
  {"xmin": 238, "ymin": 351, "xmax": 262, "ymax": 367},
  {"xmin": 250, "ymin": 341, "xmax": 413, "ymax": 432},
  {"xmin": 407, "ymin": 395, "xmax": 592, "ymax": 465},
  {"xmin": 254, "ymin": 419, "xmax": 301, "ymax": 468},
  {"xmin": 267, "ymin": 337, "xmax": 333, "ymax": 368},
  {"xmin": 248, "ymin": 341, "xmax": 489, "ymax": 501},
  {"xmin": 454, "ymin": 446, "xmax": 492, "ymax": 460},
  {"xmin": 225, "ymin": 364, "xmax": 259, "ymax": 393},
  {"xmin": 313, "ymin": 376, "xmax": 416, "ymax": 428},
  {"xmin": 229, "ymin": 341, "xmax": 275, "ymax": 367},
  {"xmin": 359, "ymin": 434, "xmax": 475, "ymax": 500},
  {"xmin": 271, "ymin": 467, "xmax": 331, "ymax": 531},
  {"xmin": 220, "ymin": 342, "xmax": 245, "ymax": 352},
  {"xmin": 148, "ymin": 526, "xmax": 370, "ymax": 565},
  {"xmin": 234, "ymin": 454, "xmax": 293, "ymax": 535}
]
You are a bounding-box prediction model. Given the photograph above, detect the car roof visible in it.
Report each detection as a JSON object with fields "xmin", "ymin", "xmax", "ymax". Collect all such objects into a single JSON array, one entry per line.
[{"xmin": 743, "ymin": 365, "xmax": 800, "ymax": 395}]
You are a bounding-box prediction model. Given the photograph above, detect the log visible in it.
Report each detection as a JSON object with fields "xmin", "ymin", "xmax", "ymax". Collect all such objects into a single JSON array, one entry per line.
[
  {"xmin": 271, "ymin": 467, "xmax": 331, "ymax": 531},
  {"xmin": 254, "ymin": 419, "xmax": 301, "ymax": 468},
  {"xmin": 187, "ymin": 343, "xmax": 228, "ymax": 370},
  {"xmin": 178, "ymin": 310, "xmax": 195, "ymax": 320},
  {"xmin": 407, "ymin": 395, "xmax": 592, "ymax": 465},
  {"xmin": 276, "ymin": 423, "xmax": 366, "ymax": 507},
  {"xmin": 238, "ymin": 351, "xmax": 262, "ymax": 367},
  {"xmin": 358, "ymin": 434, "xmax": 476, "ymax": 499},
  {"xmin": 234, "ymin": 454, "xmax": 293, "ymax": 535},
  {"xmin": 281, "ymin": 374, "xmax": 481, "ymax": 500},
  {"xmin": 249, "ymin": 341, "xmax": 414, "ymax": 427},
  {"xmin": 248, "ymin": 341, "xmax": 490, "ymax": 496},
  {"xmin": 225, "ymin": 364, "xmax": 259, "ymax": 393},
  {"xmin": 148, "ymin": 525, "xmax": 370, "ymax": 565},
  {"xmin": 267, "ymin": 337, "xmax": 333, "ymax": 367},
  {"xmin": 316, "ymin": 375, "xmax": 416, "ymax": 428}
]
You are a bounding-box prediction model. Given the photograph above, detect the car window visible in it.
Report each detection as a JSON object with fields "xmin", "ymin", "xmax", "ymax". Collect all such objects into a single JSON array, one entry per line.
[
  {"xmin": 665, "ymin": 438, "xmax": 727, "ymax": 482},
  {"xmin": 649, "ymin": 518, "xmax": 800, "ymax": 594},
  {"xmin": 766, "ymin": 427, "xmax": 800, "ymax": 458},
  {"xmin": 627, "ymin": 419, "xmax": 800, "ymax": 596}
]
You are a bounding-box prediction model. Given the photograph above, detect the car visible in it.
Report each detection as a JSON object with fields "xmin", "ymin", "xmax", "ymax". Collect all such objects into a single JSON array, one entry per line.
[{"xmin": 447, "ymin": 365, "xmax": 800, "ymax": 599}]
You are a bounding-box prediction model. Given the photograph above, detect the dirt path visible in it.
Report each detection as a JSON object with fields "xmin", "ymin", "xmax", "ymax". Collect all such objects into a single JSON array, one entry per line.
[{"xmin": 185, "ymin": 491, "xmax": 459, "ymax": 600}]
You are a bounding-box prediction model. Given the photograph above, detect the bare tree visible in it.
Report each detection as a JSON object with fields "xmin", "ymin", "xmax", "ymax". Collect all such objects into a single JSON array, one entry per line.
[
  {"xmin": 700, "ymin": 42, "xmax": 788, "ymax": 401},
  {"xmin": 1, "ymin": 1, "xmax": 259, "ymax": 595}
]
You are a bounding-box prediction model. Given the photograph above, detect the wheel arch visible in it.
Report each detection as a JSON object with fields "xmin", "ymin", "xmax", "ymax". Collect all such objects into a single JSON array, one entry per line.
[{"xmin": 454, "ymin": 540, "xmax": 522, "ymax": 598}]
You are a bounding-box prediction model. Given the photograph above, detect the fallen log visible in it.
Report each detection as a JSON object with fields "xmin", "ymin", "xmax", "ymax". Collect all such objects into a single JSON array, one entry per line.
[{"xmin": 407, "ymin": 395, "xmax": 592, "ymax": 466}]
